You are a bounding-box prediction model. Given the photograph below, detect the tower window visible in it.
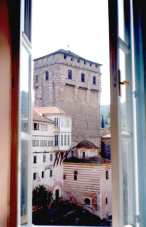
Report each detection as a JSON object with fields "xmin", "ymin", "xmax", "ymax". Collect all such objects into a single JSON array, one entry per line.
[
  {"xmin": 45, "ymin": 71, "xmax": 49, "ymax": 80},
  {"xmin": 50, "ymin": 170, "xmax": 53, "ymax": 177},
  {"xmin": 93, "ymin": 76, "xmax": 96, "ymax": 85},
  {"xmin": 81, "ymin": 73, "xmax": 85, "ymax": 82},
  {"xmin": 68, "ymin": 69, "xmax": 72, "ymax": 80},
  {"xmin": 105, "ymin": 197, "xmax": 108, "ymax": 204},
  {"xmin": 33, "ymin": 155, "xmax": 37, "ymax": 164}
]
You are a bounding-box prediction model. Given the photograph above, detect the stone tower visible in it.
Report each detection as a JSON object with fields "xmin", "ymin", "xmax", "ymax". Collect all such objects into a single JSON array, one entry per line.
[{"xmin": 33, "ymin": 49, "xmax": 101, "ymax": 146}]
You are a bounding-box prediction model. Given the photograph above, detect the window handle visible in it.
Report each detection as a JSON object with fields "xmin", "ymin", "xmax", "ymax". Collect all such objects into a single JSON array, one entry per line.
[
  {"xmin": 120, "ymin": 80, "xmax": 129, "ymax": 85},
  {"xmin": 118, "ymin": 69, "xmax": 129, "ymax": 96}
]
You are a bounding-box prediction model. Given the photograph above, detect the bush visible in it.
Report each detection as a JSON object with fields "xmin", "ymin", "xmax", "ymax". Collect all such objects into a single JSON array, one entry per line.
[{"xmin": 32, "ymin": 185, "xmax": 53, "ymax": 209}]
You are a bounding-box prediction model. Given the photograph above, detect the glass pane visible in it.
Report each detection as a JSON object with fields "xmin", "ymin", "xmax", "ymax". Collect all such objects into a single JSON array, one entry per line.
[
  {"xmin": 20, "ymin": 45, "xmax": 29, "ymax": 133},
  {"xmin": 32, "ymin": 0, "xmax": 111, "ymax": 226},
  {"xmin": 118, "ymin": 0, "xmax": 125, "ymax": 40},
  {"xmin": 21, "ymin": 140, "xmax": 29, "ymax": 224},
  {"xmin": 20, "ymin": 45, "xmax": 31, "ymax": 225},
  {"xmin": 119, "ymin": 48, "xmax": 135, "ymax": 225}
]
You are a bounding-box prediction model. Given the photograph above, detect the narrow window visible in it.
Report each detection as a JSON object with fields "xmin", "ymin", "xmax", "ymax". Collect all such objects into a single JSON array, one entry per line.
[
  {"xmin": 74, "ymin": 170, "xmax": 78, "ymax": 180},
  {"xmin": 64, "ymin": 54, "xmax": 67, "ymax": 59},
  {"xmin": 45, "ymin": 71, "xmax": 49, "ymax": 80},
  {"xmin": 68, "ymin": 135, "xmax": 70, "ymax": 146},
  {"xmin": 105, "ymin": 197, "xmax": 108, "ymax": 205},
  {"xmin": 43, "ymin": 154, "xmax": 46, "ymax": 162},
  {"xmin": 33, "ymin": 172, "xmax": 36, "ymax": 180},
  {"xmin": 33, "ymin": 155, "xmax": 37, "ymax": 164},
  {"xmin": 42, "ymin": 171, "xmax": 44, "ymax": 178},
  {"xmin": 93, "ymin": 76, "xmax": 96, "ymax": 85},
  {"xmin": 68, "ymin": 69, "xmax": 72, "ymax": 80},
  {"xmin": 84, "ymin": 198, "xmax": 91, "ymax": 205},
  {"xmin": 61, "ymin": 134, "xmax": 63, "ymax": 146},
  {"xmin": 64, "ymin": 134, "xmax": 66, "ymax": 146},
  {"xmin": 35, "ymin": 75, "xmax": 38, "ymax": 83},
  {"xmin": 55, "ymin": 135, "xmax": 59, "ymax": 146},
  {"xmin": 83, "ymin": 152, "xmax": 86, "ymax": 159},
  {"xmin": 106, "ymin": 170, "xmax": 109, "ymax": 180},
  {"xmin": 34, "ymin": 122, "xmax": 39, "ymax": 130},
  {"xmin": 50, "ymin": 153, "xmax": 53, "ymax": 161},
  {"xmin": 81, "ymin": 73, "xmax": 85, "ymax": 82},
  {"xmin": 63, "ymin": 174, "xmax": 66, "ymax": 180},
  {"xmin": 50, "ymin": 169, "xmax": 53, "ymax": 177}
]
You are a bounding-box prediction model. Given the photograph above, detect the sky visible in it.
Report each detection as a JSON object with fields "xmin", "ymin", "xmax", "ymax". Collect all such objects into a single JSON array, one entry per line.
[{"xmin": 32, "ymin": 0, "xmax": 110, "ymax": 105}]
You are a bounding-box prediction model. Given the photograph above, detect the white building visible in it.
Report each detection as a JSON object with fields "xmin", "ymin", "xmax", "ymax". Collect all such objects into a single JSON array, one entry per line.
[{"xmin": 32, "ymin": 107, "xmax": 72, "ymax": 200}]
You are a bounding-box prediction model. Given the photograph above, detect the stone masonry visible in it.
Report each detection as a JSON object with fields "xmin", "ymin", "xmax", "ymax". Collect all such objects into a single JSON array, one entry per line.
[{"xmin": 34, "ymin": 49, "xmax": 101, "ymax": 146}]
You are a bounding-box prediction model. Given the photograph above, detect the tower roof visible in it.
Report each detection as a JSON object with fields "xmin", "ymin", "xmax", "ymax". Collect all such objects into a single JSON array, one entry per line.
[{"xmin": 34, "ymin": 49, "xmax": 101, "ymax": 66}]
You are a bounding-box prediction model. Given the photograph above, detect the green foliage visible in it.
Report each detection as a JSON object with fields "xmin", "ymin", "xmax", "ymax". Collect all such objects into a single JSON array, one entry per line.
[{"xmin": 32, "ymin": 185, "xmax": 53, "ymax": 208}]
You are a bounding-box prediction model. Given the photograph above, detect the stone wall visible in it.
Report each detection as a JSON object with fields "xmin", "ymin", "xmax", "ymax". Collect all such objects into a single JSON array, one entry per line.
[{"xmin": 34, "ymin": 50, "xmax": 101, "ymax": 146}]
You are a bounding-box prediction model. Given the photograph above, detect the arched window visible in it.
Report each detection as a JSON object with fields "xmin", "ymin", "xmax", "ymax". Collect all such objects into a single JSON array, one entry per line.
[{"xmin": 84, "ymin": 198, "xmax": 91, "ymax": 205}]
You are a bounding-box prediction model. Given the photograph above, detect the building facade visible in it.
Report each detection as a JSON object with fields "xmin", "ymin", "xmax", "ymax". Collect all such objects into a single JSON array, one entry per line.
[
  {"xmin": 33, "ymin": 49, "xmax": 101, "ymax": 146},
  {"xmin": 32, "ymin": 107, "xmax": 72, "ymax": 200},
  {"xmin": 63, "ymin": 140, "xmax": 112, "ymax": 219}
]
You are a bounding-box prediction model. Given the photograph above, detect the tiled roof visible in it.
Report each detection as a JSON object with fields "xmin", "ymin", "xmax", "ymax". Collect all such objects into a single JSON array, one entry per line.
[
  {"xmin": 34, "ymin": 106, "xmax": 65, "ymax": 115},
  {"xmin": 76, "ymin": 140, "xmax": 98, "ymax": 149},
  {"xmin": 33, "ymin": 109, "xmax": 54, "ymax": 124}
]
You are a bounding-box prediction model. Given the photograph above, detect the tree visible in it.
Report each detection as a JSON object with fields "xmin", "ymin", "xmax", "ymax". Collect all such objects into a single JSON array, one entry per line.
[{"xmin": 32, "ymin": 185, "xmax": 53, "ymax": 209}]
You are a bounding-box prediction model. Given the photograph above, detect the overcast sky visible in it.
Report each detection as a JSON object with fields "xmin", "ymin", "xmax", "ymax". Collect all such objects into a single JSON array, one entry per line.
[{"xmin": 32, "ymin": 0, "xmax": 110, "ymax": 105}]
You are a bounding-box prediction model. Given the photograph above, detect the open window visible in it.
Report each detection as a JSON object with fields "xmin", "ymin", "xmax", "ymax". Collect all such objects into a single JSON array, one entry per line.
[{"xmin": 1, "ymin": 0, "xmax": 146, "ymax": 227}]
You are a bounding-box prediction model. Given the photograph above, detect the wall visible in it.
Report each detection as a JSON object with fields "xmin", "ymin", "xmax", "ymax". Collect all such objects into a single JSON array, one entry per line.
[
  {"xmin": 34, "ymin": 52, "xmax": 101, "ymax": 146},
  {"xmin": 63, "ymin": 162, "xmax": 112, "ymax": 219},
  {"xmin": 0, "ymin": 2, "xmax": 11, "ymax": 226}
]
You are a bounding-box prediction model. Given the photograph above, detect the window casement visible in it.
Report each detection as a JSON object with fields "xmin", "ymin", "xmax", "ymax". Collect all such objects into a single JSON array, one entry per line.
[
  {"xmin": 68, "ymin": 69, "xmax": 72, "ymax": 80},
  {"xmin": 81, "ymin": 73, "xmax": 85, "ymax": 82}
]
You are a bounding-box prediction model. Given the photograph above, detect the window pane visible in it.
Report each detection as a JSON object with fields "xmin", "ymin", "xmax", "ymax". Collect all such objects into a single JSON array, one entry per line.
[{"xmin": 21, "ymin": 140, "xmax": 29, "ymax": 224}]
